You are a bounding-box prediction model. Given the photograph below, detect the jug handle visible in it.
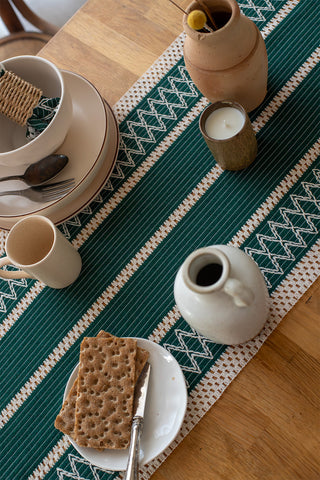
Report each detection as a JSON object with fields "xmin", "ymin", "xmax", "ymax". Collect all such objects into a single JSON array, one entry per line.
[
  {"xmin": 0, "ymin": 257, "xmax": 33, "ymax": 280},
  {"xmin": 223, "ymin": 278, "xmax": 254, "ymax": 307}
]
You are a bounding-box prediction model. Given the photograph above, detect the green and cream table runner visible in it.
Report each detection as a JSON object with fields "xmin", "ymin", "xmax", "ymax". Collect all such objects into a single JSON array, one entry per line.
[{"xmin": 0, "ymin": 0, "xmax": 319, "ymax": 478}]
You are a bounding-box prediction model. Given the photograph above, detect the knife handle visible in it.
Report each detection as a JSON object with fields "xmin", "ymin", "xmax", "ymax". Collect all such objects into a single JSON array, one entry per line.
[{"xmin": 124, "ymin": 416, "xmax": 144, "ymax": 480}]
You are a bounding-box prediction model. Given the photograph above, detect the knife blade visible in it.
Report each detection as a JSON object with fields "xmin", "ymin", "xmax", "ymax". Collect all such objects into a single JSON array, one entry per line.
[{"xmin": 124, "ymin": 362, "xmax": 151, "ymax": 480}]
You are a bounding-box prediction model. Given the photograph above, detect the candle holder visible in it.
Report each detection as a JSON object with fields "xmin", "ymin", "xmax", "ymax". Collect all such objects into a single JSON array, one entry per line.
[{"xmin": 199, "ymin": 100, "xmax": 257, "ymax": 171}]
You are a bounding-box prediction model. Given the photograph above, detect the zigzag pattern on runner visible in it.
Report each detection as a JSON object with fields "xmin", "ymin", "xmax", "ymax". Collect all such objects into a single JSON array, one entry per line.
[
  {"xmin": 164, "ymin": 329, "xmax": 223, "ymax": 374},
  {"xmin": 57, "ymin": 453, "xmax": 111, "ymax": 479},
  {"xmin": 159, "ymin": 168, "xmax": 320, "ymax": 377},
  {"xmin": 239, "ymin": 0, "xmax": 279, "ymax": 21},
  {"xmin": 0, "ymin": 277, "xmax": 28, "ymax": 312},
  {"xmin": 55, "ymin": 67, "xmax": 199, "ymax": 243},
  {"xmin": 246, "ymin": 169, "xmax": 320, "ymax": 287},
  {"xmin": 118, "ymin": 66, "xmax": 198, "ymax": 164}
]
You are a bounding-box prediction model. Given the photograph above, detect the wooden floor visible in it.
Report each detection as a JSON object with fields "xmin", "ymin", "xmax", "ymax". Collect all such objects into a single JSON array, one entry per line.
[{"xmin": 38, "ymin": 1, "xmax": 320, "ymax": 478}]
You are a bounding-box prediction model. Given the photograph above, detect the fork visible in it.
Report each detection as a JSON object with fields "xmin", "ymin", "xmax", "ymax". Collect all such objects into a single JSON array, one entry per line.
[{"xmin": 0, "ymin": 178, "xmax": 75, "ymax": 202}]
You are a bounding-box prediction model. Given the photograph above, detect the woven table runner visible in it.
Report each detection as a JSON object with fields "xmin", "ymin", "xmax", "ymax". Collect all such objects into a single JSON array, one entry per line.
[{"xmin": 0, "ymin": 1, "xmax": 319, "ymax": 478}]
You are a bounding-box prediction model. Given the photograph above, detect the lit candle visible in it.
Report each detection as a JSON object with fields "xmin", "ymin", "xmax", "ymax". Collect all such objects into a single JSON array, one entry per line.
[
  {"xmin": 205, "ymin": 106, "xmax": 245, "ymax": 140},
  {"xmin": 199, "ymin": 101, "xmax": 257, "ymax": 171}
]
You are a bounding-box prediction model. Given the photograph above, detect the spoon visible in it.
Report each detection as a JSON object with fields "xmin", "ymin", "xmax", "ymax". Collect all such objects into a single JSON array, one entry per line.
[{"xmin": 0, "ymin": 154, "xmax": 69, "ymax": 186}]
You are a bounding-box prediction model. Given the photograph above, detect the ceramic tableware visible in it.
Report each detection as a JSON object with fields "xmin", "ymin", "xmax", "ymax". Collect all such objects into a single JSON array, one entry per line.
[
  {"xmin": 0, "ymin": 55, "xmax": 72, "ymax": 167},
  {"xmin": 174, "ymin": 245, "xmax": 269, "ymax": 344},
  {"xmin": 0, "ymin": 70, "xmax": 119, "ymax": 224},
  {"xmin": 0, "ymin": 98, "xmax": 119, "ymax": 229},
  {"xmin": 0, "ymin": 215, "xmax": 82, "ymax": 288}
]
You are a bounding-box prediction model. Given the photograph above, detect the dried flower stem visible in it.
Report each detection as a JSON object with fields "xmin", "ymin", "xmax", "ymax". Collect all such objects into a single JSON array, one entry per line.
[
  {"xmin": 196, "ymin": 0, "xmax": 217, "ymax": 30},
  {"xmin": 168, "ymin": 0, "xmax": 214, "ymax": 32},
  {"xmin": 168, "ymin": 0, "xmax": 188, "ymax": 15}
]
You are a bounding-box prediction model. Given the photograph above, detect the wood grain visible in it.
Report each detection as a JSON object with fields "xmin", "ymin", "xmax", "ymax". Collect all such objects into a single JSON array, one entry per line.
[
  {"xmin": 40, "ymin": 0, "xmax": 190, "ymax": 105},
  {"xmin": 39, "ymin": 1, "xmax": 320, "ymax": 478}
]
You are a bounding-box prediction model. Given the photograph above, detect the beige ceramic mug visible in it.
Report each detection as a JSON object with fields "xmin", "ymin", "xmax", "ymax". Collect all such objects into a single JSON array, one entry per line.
[{"xmin": 0, "ymin": 215, "xmax": 82, "ymax": 288}]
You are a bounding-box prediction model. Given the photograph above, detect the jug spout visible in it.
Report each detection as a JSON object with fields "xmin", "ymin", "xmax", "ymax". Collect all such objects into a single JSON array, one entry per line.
[
  {"xmin": 182, "ymin": 247, "xmax": 254, "ymax": 306},
  {"xmin": 182, "ymin": 246, "xmax": 230, "ymax": 294}
]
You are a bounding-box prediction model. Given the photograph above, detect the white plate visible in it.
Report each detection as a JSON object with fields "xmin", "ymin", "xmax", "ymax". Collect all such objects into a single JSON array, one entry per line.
[
  {"xmin": 0, "ymin": 70, "xmax": 107, "ymax": 217},
  {"xmin": 64, "ymin": 338, "xmax": 187, "ymax": 471}
]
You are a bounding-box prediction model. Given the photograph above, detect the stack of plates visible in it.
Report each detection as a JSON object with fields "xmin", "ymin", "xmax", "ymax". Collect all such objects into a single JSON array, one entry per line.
[{"xmin": 0, "ymin": 70, "xmax": 120, "ymax": 230}]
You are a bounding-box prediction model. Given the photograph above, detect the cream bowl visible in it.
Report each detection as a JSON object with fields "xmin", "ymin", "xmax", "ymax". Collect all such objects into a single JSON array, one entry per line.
[{"xmin": 0, "ymin": 55, "xmax": 72, "ymax": 167}]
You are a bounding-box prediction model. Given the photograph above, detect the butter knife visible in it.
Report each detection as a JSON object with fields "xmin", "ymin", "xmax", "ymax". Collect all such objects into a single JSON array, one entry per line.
[{"xmin": 124, "ymin": 362, "xmax": 151, "ymax": 480}]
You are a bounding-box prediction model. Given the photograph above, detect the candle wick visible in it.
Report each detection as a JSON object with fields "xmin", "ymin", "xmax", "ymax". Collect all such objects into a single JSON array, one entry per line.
[{"xmin": 223, "ymin": 120, "xmax": 230, "ymax": 128}]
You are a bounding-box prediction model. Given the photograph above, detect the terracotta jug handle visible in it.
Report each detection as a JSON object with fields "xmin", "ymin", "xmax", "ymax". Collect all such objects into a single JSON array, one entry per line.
[
  {"xmin": 223, "ymin": 278, "xmax": 254, "ymax": 307},
  {"xmin": 0, "ymin": 257, "xmax": 33, "ymax": 280}
]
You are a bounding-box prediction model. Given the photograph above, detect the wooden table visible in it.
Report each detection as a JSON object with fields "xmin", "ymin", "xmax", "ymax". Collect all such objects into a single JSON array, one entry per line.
[{"xmin": 40, "ymin": 1, "xmax": 320, "ymax": 478}]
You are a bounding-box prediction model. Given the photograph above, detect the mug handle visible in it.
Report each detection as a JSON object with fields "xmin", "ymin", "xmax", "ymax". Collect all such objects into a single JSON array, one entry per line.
[{"xmin": 0, "ymin": 257, "xmax": 33, "ymax": 279}]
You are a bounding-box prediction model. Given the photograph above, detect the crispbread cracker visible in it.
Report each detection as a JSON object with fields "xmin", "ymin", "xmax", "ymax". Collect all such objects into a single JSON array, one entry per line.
[
  {"xmin": 54, "ymin": 377, "xmax": 78, "ymax": 436},
  {"xmin": 98, "ymin": 331, "xmax": 149, "ymax": 382},
  {"xmin": 54, "ymin": 331, "xmax": 112, "ymax": 437},
  {"xmin": 74, "ymin": 336, "xmax": 137, "ymax": 449},
  {"xmin": 54, "ymin": 331, "xmax": 149, "ymax": 443}
]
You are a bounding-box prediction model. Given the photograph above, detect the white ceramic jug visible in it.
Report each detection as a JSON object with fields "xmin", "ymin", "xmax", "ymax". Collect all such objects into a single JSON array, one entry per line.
[{"xmin": 174, "ymin": 245, "xmax": 269, "ymax": 344}]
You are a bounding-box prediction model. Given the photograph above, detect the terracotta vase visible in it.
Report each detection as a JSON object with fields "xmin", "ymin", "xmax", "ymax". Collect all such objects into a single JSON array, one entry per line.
[{"xmin": 183, "ymin": 0, "xmax": 268, "ymax": 112}]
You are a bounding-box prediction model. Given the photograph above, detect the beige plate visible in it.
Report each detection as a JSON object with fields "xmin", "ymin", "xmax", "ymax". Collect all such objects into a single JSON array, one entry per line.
[
  {"xmin": 0, "ymin": 70, "xmax": 108, "ymax": 217},
  {"xmin": 50, "ymin": 101, "xmax": 119, "ymax": 225},
  {"xmin": 0, "ymin": 75, "xmax": 119, "ymax": 229}
]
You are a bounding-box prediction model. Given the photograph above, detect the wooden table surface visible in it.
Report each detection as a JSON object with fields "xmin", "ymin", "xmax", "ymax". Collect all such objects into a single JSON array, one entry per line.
[{"xmin": 40, "ymin": 1, "xmax": 320, "ymax": 478}]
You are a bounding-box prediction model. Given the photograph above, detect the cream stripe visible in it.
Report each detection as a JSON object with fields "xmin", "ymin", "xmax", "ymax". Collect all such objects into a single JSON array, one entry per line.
[
  {"xmin": 252, "ymin": 48, "xmax": 320, "ymax": 132},
  {"xmin": 260, "ymin": 0, "xmax": 300, "ymax": 40},
  {"xmin": 0, "ymin": 281, "xmax": 43, "ymax": 338},
  {"xmin": 27, "ymin": 436, "xmax": 70, "ymax": 480},
  {"xmin": 149, "ymin": 305, "xmax": 182, "ymax": 343},
  {"xmin": 1, "ymin": 49, "xmax": 318, "ymax": 429}
]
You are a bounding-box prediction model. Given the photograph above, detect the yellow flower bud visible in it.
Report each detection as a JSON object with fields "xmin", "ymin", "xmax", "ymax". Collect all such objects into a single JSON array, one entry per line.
[{"xmin": 187, "ymin": 10, "xmax": 207, "ymax": 31}]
